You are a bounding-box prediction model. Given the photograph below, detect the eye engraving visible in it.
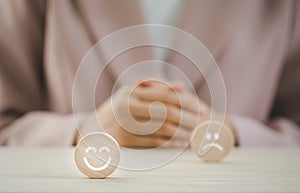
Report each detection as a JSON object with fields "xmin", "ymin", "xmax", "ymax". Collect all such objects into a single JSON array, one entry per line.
[
  {"xmin": 206, "ymin": 133, "xmax": 212, "ymax": 140},
  {"xmin": 214, "ymin": 133, "xmax": 219, "ymax": 140},
  {"xmin": 83, "ymin": 146, "xmax": 112, "ymax": 171}
]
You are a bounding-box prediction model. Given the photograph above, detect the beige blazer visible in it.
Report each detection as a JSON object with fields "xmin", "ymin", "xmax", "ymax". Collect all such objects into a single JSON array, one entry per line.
[{"xmin": 0, "ymin": 0, "xmax": 299, "ymax": 146}]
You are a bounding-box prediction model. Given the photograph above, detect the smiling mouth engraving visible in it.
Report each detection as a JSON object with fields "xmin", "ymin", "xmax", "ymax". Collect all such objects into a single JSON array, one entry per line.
[
  {"xmin": 83, "ymin": 156, "xmax": 112, "ymax": 171},
  {"xmin": 201, "ymin": 143, "xmax": 224, "ymax": 152}
]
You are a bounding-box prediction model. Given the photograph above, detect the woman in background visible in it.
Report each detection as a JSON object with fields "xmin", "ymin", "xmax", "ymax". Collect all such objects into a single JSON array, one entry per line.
[{"xmin": 0, "ymin": 0, "xmax": 299, "ymax": 146}]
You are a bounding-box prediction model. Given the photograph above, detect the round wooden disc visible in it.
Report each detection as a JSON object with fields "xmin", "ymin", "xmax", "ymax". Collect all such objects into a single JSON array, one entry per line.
[
  {"xmin": 191, "ymin": 120, "xmax": 234, "ymax": 162},
  {"xmin": 74, "ymin": 132, "xmax": 120, "ymax": 178}
]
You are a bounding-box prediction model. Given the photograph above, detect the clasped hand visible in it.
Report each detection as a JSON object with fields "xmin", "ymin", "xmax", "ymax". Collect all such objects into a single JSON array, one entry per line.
[{"xmin": 92, "ymin": 80, "xmax": 213, "ymax": 148}]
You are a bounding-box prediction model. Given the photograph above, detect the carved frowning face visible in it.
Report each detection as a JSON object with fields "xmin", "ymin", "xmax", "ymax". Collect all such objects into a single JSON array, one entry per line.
[
  {"xmin": 191, "ymin": 121, "xmax": 234, "ymax": 162},
  {"xmin": 201, "ymin": 131, "xmax": 223, "ymax": 152}
]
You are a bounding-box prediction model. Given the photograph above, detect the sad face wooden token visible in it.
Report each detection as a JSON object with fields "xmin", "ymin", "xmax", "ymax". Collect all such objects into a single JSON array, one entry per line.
[
  {"xmin": 74, "ymin": 132, "xmax": 120, "ymax": 178},
  {"xmin": 191, "ymin": 120, "xmax": 234, "ymax": 162}
]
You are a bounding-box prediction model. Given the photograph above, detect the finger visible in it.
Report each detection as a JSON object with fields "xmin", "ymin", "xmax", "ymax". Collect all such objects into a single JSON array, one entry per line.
[
  {"xmin": 103, "ymin": 116, "xmax": 166, "ymax": 148},
  {"xmin": 118, "ymin": 132, "xmax": 168, "ymax": 148},
  {"xmin": 114, "ymin": 123, "xmax": 189, "ymax": 149},
  {"xmin": 164, "ymin": 103, "xmax": 200, "ymax": 129},
  {"xmin": 133, "ymin": 84, "xmax": 202, "ymax": 114},
  {"xmin": 160, "ymin": 137, "xmax": 190, "ymax": 148},
  {"xmin": 128, "ymin": 98, "xmax": 166, "ymax": 120},
  {"xmin": 137, "ymin": 80, "xmax": 152, "ymax": 87},
  {"xmin": 128, "ymin": 98, "xmax": 200, "ymax": 129},
  {"xmin": 153, "ymin": 121, "xmax": 192, "ymax": 140},
  {"xmin": 169, "ymin": 80, "xmax": 185, "ymax": 92}
]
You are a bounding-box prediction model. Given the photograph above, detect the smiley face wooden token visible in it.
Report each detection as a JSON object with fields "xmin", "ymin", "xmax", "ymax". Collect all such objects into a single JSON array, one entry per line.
[
  {"xmin": 191, "ymin": 120, "xmax": 234, "ymax": 162},
  {"xmin": 75, "ymin": 132, "xmax": 120, "ymax": 178}
]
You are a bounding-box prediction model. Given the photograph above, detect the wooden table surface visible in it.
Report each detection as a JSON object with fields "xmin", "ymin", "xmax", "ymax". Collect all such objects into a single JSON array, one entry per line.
[{"xmin": 1, "ymin": 147, "xmax": 300, "ymax": 192}]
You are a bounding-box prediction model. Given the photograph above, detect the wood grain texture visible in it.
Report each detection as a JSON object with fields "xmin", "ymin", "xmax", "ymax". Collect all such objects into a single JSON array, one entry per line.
[
  {"xmin": 74, "ymin": 132, "xmax": 120, "ymax": 179},
  {"xmin": 1, "ymin": 147, "xmax": 300, "ymax": 192}
]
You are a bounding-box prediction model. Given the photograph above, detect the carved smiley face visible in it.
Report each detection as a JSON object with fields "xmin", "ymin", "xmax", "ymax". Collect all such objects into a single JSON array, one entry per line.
[
  {"xmin": 75, "ymin": 132, "xmax": 120, "ymax": 178},
  {"xmin": 191, "ymin": 121, "xmax": 234, "ymax": 162}
]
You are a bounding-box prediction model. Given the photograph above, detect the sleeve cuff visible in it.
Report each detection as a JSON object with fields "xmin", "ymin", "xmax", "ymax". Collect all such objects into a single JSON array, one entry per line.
[
  {"xmin": 0, "ymin": 111, "xmax": 78, "ymax": 146},
  {"xmin": 229, "ymin": 114, "xmax": 292, "ymax": 146}
]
